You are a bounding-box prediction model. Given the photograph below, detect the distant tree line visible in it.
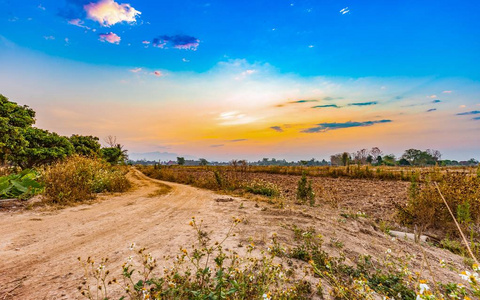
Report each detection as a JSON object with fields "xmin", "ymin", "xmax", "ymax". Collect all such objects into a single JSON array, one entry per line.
[
  {"xmin": 131, "ymin": 149, "xmax": 478, "ymax": 167},
  {"xmin": 0, "ymin": 94, "xmax": 128, "ymax": 168},
  {"xmin": 330, "ymin": 147, "xmax": 478, "ymax": 167}
]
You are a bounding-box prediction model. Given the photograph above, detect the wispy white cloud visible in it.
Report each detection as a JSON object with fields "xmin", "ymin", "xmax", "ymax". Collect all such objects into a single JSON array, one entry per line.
[
  {"xmin": 152, "ymin": 35, "xmax": 199, "ymax": 50},
  {"xmin": 43, "ymin": 36, "xmax": 55, "ymax": 40},
  {"xmin": 340, "ymin": 7, "xmax": 350, "ymax": 15},
  {"xmin": 84, "ymin": 0, "xmax": 141, "ymax": 27},
  {"xmin": 217, "ymin": 111, "xmax": 257, "ymax": 125}
]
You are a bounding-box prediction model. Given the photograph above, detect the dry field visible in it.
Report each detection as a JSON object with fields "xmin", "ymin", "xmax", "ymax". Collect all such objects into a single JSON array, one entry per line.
[{"xmin": 0, "ymin": 168, "xmax": 473, "ymax": 299}]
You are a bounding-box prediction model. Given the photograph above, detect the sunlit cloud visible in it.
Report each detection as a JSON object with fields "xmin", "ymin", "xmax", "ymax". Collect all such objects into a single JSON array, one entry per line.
[
  {"xmin": 84, "ymin": 0, "xmax": 141, "ymax": 27},
  {"xmin": 98, "ymin": 32, "xmax": 121, "ymax": 44},
  {"xmin": 129, "ymin": 67, "xmax": 142, "ymax": 73},
  {"xmin": 217, "ymin": 111, "xmax": 257, "ymax": 125},
  {"xmin": 152, "ymin": 35, "xmax": 200, "ymax": 50},
  {"xmin": 302, "ymin": 120, "xmax": 392, "ymax": 133},
  {"xmin": 153, "ymin": 71, "xmax": 163, "ymax": 77},
  {"xmin": 442, "ymin": 90, "xmax": 453, "ymax": 94},
  {"xmin": 429, "ymin": 94, "xmax": 437, "ymax": 98}
]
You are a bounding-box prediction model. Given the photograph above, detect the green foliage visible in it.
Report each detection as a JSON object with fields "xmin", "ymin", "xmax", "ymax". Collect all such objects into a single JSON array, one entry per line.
[
  {"xmin": 101, "ymin": 145, "xmax": 128, "ymax": 165},
  {"xmin": 69, "ymin": 135, "xmax": 101, "ymax": 158},
  {"xmin": 177, "ymin": 156, "xmax": 185, "ymax": 165},
  {"xmin": 341, "ymin": 152, "xmax": 350, "ymax": 166},
  {"xmin": 296, "ymin": 172, "xmax": 315, "ymax": 205},
  {"xmin": 199, "ymin": 158, "xmax": 208, "ymax": 166},
  {"xmin": 289, "ymin": 226, "xmax": 416, "ymax": 299},
  {"xmin": 440, "ymin": 236, "xmax": 464, "ymax": 255},
  {"xmin": 15, "ymin": 127, "xmax": 74, "ymax": 168},
  {"xmin": 401, "ymin": 148, "xmax": 441, "ymax": 166},
  {"xmin": 0, "ymin": 169, "xmax": 44, "ymax": 199},
  {"xmin": 0, "ymin": 94, "xmax": 36, "ymax": 164}
]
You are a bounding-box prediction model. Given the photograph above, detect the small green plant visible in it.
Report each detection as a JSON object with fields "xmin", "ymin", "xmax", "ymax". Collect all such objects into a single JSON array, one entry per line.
[
  {"xmin": 440, "ymin": 236, "xmax": 464, "ymax": 255},
  {"xmin": 296, "ymin": 172, "xmax": 315, "ymax": 205},
  {"xmin": 0, "ymin": 169, "xmax": 44, "ymax": 199},
  {"xmin": 244, "ymin": 179, "xmax": 280, "ymax": 197}
]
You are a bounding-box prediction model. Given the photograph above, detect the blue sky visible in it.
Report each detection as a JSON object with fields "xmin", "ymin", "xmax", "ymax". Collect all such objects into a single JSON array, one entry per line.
[
  {"xmin": 1, "ymin": 0, "xmax": 479, "ymax": 160},
  {"xmin": 2, "ymin": 0, "xmax": 480, "ymax": 78}
]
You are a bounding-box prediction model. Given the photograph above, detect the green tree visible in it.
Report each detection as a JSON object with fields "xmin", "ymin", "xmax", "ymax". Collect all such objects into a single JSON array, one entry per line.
[
  {"xmin": 0, "ymin": 94, "xmax": 36, "ymax": 164},
  {"xmin": 177, "ymin": 157, "xmax": 185, "ymax": 165},
  {"xmin": 69, "ymin": 134, "xmax": 101, "ymax": 158},
  {"xmin": 199, "ymin": 158, "xmax": 208, "ymax": 166},
  {"xmin": 101, "ymin": 145, "xmax": 128, "ymax": 165},
  {"xmin": 402, "ymin": 149, "xmax": 422, "ymax": 165},
  {"xmin": 16, "ymin": 127, "xmax": 74, "ymax": 168},
  {"xmin": 382, "ymin": 154, "xmax": 396, "ymax": 166},
  {"xmin": 296, "ymin": 172, "xmax": 315, "ymax": 205},
  {"xmin": 341, "ymin": 152, "xmax": 350, "ymax": 166},
  {"xmin": 101, "ymin": 136, "xmax": 128, "ymax": 165}
]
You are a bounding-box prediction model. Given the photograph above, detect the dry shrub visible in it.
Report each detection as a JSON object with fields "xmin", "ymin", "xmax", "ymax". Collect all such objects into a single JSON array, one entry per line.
[
  {"xmin": 42, "ymin": 156, "xmax": 130, "ymax": 205},
  {"xmin": 399, "ymin": 172, "xmax": 480, "ymax": 241}
]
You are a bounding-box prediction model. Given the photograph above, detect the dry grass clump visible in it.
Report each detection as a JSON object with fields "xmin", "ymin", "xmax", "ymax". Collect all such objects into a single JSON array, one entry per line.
[
  {"xmin": 147, "ymin": 183, "xmax": 172, "ymax": 197},
  {"xmin": 398, "ymin": 172, "xmax": 480, "ymax": 257},
  {"xmin": 42, "ymin": 156, "xmax": 130, "ymax": 205}
]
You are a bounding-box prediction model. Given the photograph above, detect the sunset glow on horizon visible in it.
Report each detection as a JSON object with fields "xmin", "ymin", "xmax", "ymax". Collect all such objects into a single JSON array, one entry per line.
[{"xmin": 1, "ymin": 1, "xmax": 479, "ymax": 161}]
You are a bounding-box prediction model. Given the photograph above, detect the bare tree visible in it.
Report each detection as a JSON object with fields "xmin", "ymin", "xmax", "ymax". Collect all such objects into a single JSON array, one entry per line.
[
  {"xmin": 426, "ymin": 149, "xmax": 442, "ymax": 162},
  {"xmin": 354, "ymin": 148, "xmax": 369, "ymax": 165},
  {"xmin": 104, "ymin": 135, "xmax": 117, "ymax": 147},
  {"xmin": 369, "ymin": 147, "xmax": 383, "ymax": 164}
]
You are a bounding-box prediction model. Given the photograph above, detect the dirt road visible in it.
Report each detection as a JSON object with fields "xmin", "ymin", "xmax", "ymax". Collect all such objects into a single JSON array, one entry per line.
[
  {"xmin": 0, "ymin": 169, "xmax": 466, "ymax": 299},
  {"xmin": 1, "ymin": 170, "xmax": 253, "ymax": 299}
]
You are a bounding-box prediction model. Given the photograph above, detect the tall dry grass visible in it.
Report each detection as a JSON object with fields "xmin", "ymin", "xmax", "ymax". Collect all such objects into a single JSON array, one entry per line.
[{"xmin": 42, "ymin": 155, "xmax": 131, "ymax": 205}]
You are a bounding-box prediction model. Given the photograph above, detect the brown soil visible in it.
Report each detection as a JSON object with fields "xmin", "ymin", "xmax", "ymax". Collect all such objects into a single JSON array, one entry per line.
[{"xmin": 0, "ymin": 169, "xmax": 467, "ymax": 299}]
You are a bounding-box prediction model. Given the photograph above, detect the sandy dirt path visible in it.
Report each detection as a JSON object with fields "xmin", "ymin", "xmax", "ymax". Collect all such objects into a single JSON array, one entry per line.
[
  {"xmin": 0, "ymin": 169, "xmax": 255, "ymax": 299},
  {"xmin": 0, "ymin": 169, "xmax": 467, "ymax": 299}
]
